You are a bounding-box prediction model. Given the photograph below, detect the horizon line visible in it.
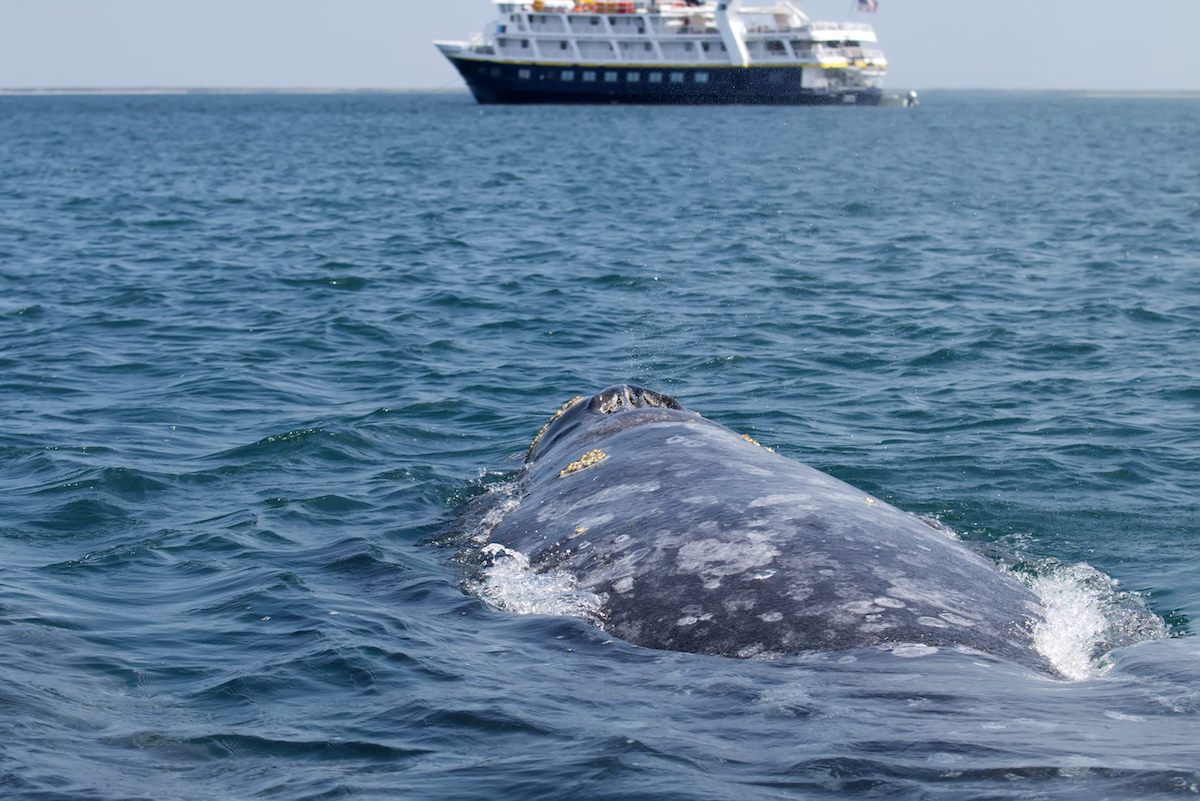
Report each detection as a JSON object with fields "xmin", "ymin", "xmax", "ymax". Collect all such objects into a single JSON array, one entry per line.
[{"xmin": 2, "ymin": 87, "xmax": 1198, "ymax": 98}]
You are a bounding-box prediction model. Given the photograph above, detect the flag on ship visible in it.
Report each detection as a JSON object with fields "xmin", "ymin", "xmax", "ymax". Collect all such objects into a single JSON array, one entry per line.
[{"xmin": 858, "ymin": 0, "xmax": 878, "ymax": 12}]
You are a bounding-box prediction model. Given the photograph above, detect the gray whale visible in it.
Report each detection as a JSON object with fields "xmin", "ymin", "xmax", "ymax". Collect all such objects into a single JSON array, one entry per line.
[{"xmin": 486, "ymin": 385, "xmax": 1052, "ymax": 672}]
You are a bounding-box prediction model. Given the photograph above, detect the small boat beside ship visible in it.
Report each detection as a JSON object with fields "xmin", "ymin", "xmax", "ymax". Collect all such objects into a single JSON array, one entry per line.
[{"xmin": 435, "ymin": 0, "xmax": 913, "ymax": 106}]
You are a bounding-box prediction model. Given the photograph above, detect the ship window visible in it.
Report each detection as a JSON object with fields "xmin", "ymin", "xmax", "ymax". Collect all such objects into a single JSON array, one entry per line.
[
  {"xmin": 521, "ymin": 39, "xmax": 529, "ymax": 48},
  {"xmin": 670, "ymin": 71, "xmax": 685, "ymax": 83},
  {"xmin": 627, "ymin": 71, "xmax": 641, "ymax": 82},
  {"xmin": 583, "ymin": 71, "xmax": 597, "ymax": 82},
  {"xmin": 518, "ymin": 69, "xmax": 532, "ymax": 79},
  {"xmin": 591, "ymin": 17, "xmax": 600, "ymax": 25},
  {"xmin": 491, "ymin": 67, "xmax": 502, "ymax": 77},
  {"xmin": 695, "ymin": 72, "xmax": 709, "ymax": 83},
  {"xmin": 561, "ymin": 70, "xmax": 575, "ymax": 81},
  {"xmin": 561, "ymin": 41, "xmax": 569, "ymax": 50},
  {"xmin": 649, "ymin": 72, "xmax": 663, "ymax": 83},
  {"xmin": 605, "ymin": 71, "xmax": 618, "ymax": 82},
  {"xmin": 766, "ymin": 40, "xmax": 786, "ymax": 53}
]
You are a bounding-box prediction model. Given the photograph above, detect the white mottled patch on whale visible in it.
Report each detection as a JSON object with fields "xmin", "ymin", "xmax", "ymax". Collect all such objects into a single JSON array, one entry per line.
[
  {"xmin": 736, "ymin": 643, "xmax": 782, "ymax": 660},
  {"xmin": 749, "ymin": 494, "xmax": 816, "ymax": 509},
  {"xmin": 859, "ymin": 618, "xmax": 898, "ymax": 633},
  {"xmin": 665, "ymin": 435, "xmax": 706, "ymax": 448},
  {"xmin": 827, "ymin": 609, "xmax": 862, "ymax": 629},
  {"xmin": 917, "ymin": 616, "xmax": 950, "ymax": 628},
  {"xmin": 874, "ymin": 596, "xmax": 906, "ymax": 609},
  {"xmin": 676, "ymin": 535, "xmax": 781, "ymax": 590},
  {"xmin": 786, "ymin": 584, "xmax": 814, "ymax": 602},
  {"xmin": 667, "ymin": 463, "xmax": 701, "ymax": 478},
  {"xmin": 882, "ymin": 576, "xmax": 982, "ymax": 623},
  {"xmin": 574, "ymin": 542, "xmax": 652, "ymax": 577},
  {"xmin": 535, "ymin": 482, "xmax": 660, "ymax": 523},
  {"xmin": 896, "ymin": 550, "xmax": 941, "ymax": 570},
  {"xmin": 681, "ymin": 495, "xmax": 721, "ymax": 506},
  {"xmin": 841, "ymin": 600, "xmax": 883, "ymax": 615},
  {"xmin": 869, "ymin": 565, "xmax": 912, "ymax": 585},
  {"xmin": 612, "ymin": 576, "xmax": 634, "ymax": 594},
  {"xmin": 890, "ymin": 643, "xmax": 939, "ymax": 658},
  {"xmin": 575, "ymin": 512, "xmax": 615, "ymax": 530},
  {"xmin": 759, "ymin": 611, "xmax": 783, "ymax": 623},
  {"xmin": 592, "ymin": 482, "xmax": 662, "ymax": 501},
  {"xmin": 723, "ymin": 596, "xmax": 757, "ymax": 614}
]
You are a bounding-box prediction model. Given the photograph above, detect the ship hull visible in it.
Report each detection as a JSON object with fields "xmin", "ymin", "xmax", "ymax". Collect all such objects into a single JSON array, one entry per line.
[{"xmin": 447, "ymin": 57, "xmax": 882, "ymax": 106}]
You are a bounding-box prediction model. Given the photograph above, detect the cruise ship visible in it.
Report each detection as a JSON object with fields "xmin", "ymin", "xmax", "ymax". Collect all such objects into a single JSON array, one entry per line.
[{"xmin": 435, "ymin": 0, "xmax": 900, "ymax": 105}]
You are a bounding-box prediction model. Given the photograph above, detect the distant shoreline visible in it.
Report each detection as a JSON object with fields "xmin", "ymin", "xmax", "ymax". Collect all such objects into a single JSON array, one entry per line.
[
  {"xmin": 1078, "ymin": 91, "xmax": 1200, "ymax": 99},
  {"xmin": 1, "ymin": 87, "xmax": 1197, "ymax": 98}
]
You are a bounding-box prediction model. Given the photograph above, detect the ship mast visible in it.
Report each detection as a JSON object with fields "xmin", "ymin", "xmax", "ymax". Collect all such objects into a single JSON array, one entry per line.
[{"xmin": 714, "ymin": 0, "xmax": 750, "ymax": 67}]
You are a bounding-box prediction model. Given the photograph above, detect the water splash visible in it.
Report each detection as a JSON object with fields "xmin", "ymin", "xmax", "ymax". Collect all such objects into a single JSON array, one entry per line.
[
  {"xmin": 1026, "ymin": 561, "xmax": 1168, "ymax": 680},
  {"xmin": 464, "ymin": 477, "xmax": 523, "ymax": 545},
  {"xmin": 456, "ymin": 477, "xmax": 606, "ymax": 625},
  {"xmin": 468, "ymin": 542, "xmax": 606, "ymax": 625}
]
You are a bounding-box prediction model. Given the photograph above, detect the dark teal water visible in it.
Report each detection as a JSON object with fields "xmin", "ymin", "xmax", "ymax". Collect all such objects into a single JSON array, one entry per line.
[{"xmin": 2, "ymin": 92, "xmax": 1199, "ymax": 800}]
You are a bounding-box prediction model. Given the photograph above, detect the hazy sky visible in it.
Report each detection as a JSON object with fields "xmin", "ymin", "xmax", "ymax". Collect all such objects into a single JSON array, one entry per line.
[{"xmin": 2, "ymin": 0, "xmax": 1198, "ymax": 91}]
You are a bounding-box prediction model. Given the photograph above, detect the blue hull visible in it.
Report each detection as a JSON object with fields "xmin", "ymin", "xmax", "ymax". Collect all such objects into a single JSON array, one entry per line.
[{"xmin": 448, "ymin": 58, "xmax": 883, "ymax": 106}]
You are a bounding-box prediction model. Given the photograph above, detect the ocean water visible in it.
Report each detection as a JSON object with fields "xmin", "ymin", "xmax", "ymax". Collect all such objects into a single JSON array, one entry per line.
[{"xmin": 1, "ymin": 91, "xmax": 1199, "ymax": 800}]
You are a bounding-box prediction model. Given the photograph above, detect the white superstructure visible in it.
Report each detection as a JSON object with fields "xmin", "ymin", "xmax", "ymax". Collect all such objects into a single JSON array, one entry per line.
[{"xmin": 436, "ymin": 0, "xmax": 894, "ymax": 105}]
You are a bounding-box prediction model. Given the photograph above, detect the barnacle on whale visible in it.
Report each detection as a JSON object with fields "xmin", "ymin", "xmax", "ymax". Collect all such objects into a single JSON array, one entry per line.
[
  {"xmin": 558, "ymin": 449, "xmax": 607, "ymax": 477},
  {"xmin": 528, "ymin": 395, "xmax": 583, "ymax": 456}
]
